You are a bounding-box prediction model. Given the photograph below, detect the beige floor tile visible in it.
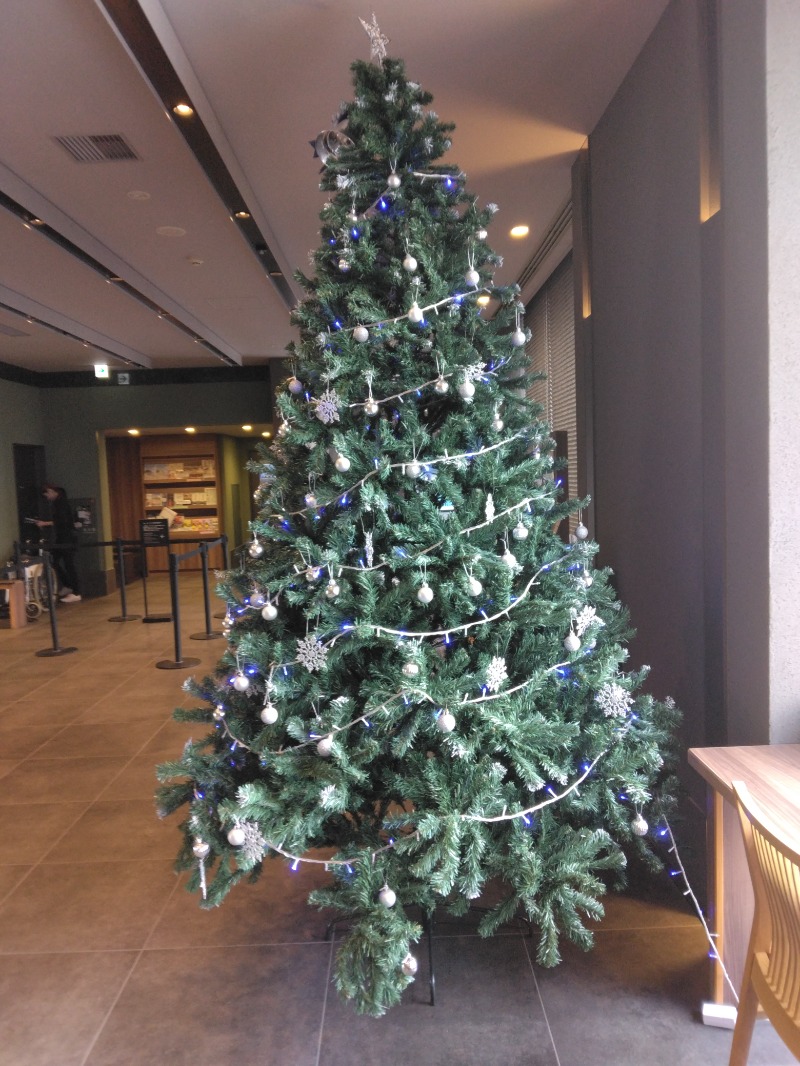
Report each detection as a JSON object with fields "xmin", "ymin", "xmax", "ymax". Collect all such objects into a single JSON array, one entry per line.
[
  {"xmin": 42, "ymin": 798, "xmax": 177, "ymax": 864},
  {"xmin": 0, "ymin": 800, "xmax": 87, "ymax": 864},
  {"xmin": 0, "ymin": 756, "xmax": 129, "ymax": 805},
  {"xmin": 30, "ymin": 719, "xmax": 161, "ymax": 759}
]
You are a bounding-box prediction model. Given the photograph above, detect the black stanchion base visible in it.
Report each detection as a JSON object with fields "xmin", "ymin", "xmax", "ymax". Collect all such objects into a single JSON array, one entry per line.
[
  {"xmin": 36, "ymin": 646, "xmax": 78, "ymax": 658},
  {"xmin": 156, "ymin": 657, "xmax": 201, "ymax": 670},
  {"xmin": 190, "ymin": 631, "xmax": 223, "ymax": 641},
  {"xmin": 108, "ymin": 614, "xmax": 142, "ymax": 622},
  {"xmin": 142, "ymin": 615, "xmax": 172, "ymax": 624}
]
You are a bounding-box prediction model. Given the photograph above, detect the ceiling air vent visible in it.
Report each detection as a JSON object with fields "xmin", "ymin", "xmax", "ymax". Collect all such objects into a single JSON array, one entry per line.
[{"xmin": 53, "ymin": 133, "xmax": 139, "ymax": 163}]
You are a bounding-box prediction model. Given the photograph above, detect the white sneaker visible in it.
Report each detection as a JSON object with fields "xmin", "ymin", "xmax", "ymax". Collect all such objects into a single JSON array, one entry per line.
[{"xmin": 59, "ymin": 593, "xmax": 82, "ymax": 603}]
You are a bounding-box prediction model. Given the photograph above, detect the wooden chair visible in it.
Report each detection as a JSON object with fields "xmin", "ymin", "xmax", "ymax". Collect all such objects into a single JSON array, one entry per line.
[{"xmin": 729, "ymin": 779, "xmax": 800, "ymax": 1064}]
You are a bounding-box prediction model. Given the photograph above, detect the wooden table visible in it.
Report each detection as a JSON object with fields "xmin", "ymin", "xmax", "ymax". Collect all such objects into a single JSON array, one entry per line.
[
  {"xmin": 0, "ymin": 579, "xmax": 26, "ymax": 628},
  {"xmin": 688, "ymin": 743, "xmax": 800, "ymax": 1027}
]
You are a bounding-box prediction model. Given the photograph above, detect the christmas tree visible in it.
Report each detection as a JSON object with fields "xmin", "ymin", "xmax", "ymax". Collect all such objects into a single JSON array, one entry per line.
[{"xmin": 157, "ymin": 18, "xmax": 679, "ymax": 1017}]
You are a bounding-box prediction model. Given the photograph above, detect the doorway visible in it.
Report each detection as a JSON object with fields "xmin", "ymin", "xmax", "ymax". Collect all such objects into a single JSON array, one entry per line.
[{"xmin": 13, "ymin": 443, "xmax": 46, "ymax": 546}]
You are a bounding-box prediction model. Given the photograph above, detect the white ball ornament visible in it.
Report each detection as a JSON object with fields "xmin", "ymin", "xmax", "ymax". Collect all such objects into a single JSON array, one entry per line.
[
  {"xmin": 511, "ymin": 328, "xmax": 527, "ymax": 348},
  {"xmin": 353, "ymin": 325, "xmax": 370, "ymax": 343},
  {"xmin": 402, "ymin": 254, "xmax": 417, "ymax": 272},
  {"xmin": 227, "ymin": 826, "xmax": 246, "ymax": 847},
  {"xmin": 468, "ymin": 575, "xmax": 483, "ymax": 596},
  {"xmin": 501, "ymin": 549, "xmax": 518, "ymax": 569},
  {"xmin": 260, "ymin": 702, "xmax": 279, "ymax": 725},
  {"xmin": 192, "ymin": 839, "xmax": 210, "ymax": 859},
  {"xmin": 437, "ymin": 711, "xmax": 456, "ymax": 733},
  {"xmin": 250, "ymin": 592, "xmax": 266, "ymax": 609},
  {"xmin": 402, "ymin": 662, "xmax": 420, "ymax": 677},
  {"xmin": 512, "ymin": 521, "xmax": 529, "ymax": 541},
  {"xmin": 631, "ymin": 813, "xmax": 649, "ymax": 837},
  {"xmin": 465, "ymin": 268, "xmax": 480, "ymax": 287},
  {"xmin": 575, "ymin": 522, "xmax": 589, "ymax": 540},
  {"xmin": 364, "ymin": 399, "xmax": 379, "ymax": 416},
  {"xmin": 213, "ymin": 705, "xmax": 226, "ymax": 721},
  {"xmin": 492, "ymin": 416, "xmax": 504, "ymax": 432},
  {"xmin": 458, "ymin": 379, "xmax": 476, "ymax": 399},
  {"xmin": 387, "ymin": 172, "xmax": 402, "ymax": 189},
  {"xmin": 305, "ymin": 566, "xmax": 321, "ymax": 582},
  {"xmin": 325, "ymin": 581, "xmax": 340, "ymax": 599},
  {"xmin": 338, "ymin": 258, "xmax": 350, "ymax": 272},
  {"xmin": 476, "ymin": 228, "xmax": 488, "ymax": 241},
  {"xmin": 405, "ymin": 460, "xmax": 421, "ymax": 479},
  {"xmin": 232, "ymin": 673, "xmax": 250, "ymax": 692},
  {"xmin": 304, "ymin": 492, "xmax": 318, "ymax": 508},
  {"xmin": 408, "ymin": 302, "xmax": 424, "ymax": 323},
  {"xmin": 378, "ymin": 884, "xmax": 397, "ymax": 908},
  {"xmin": 248, "ymin": 540, "xmax": 264, "ymax": 559},
  {"xmin": 563, "ymin": 630, "xmax": 581, "ymax": 653},
  {"xmin": 277, "ymin": 421, "xmax": 289, "ymax": 438},
  {"xmin": 433, "ymin": 375, "xmax": 449, "ymax": 394},
  {"xmin": 401, "ymin": 953, "xmax": 418, "ymax": 977},
  {"xmin": 417, "ymin": 583, "xmax": 434, "ymax": 605},
  {"xmin": 288, "ymin": 376, "xmax": 303, "ymax": 395},
  {"xmin": 261, "ymin": 602, "xmax": 278, "ymax": 621},
  {"xmin": 334, "ymin": 453, "xmax": 351, "ymax": 473},
  {"xmin": 316, "ymin": 734, "xmax": 334, "ymax": 758}
]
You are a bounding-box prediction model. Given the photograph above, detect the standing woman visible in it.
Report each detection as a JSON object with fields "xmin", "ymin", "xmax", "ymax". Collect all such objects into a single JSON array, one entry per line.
[{"xmin": 35, "ymin": 484, "xmax": 82, "ymax": 602}]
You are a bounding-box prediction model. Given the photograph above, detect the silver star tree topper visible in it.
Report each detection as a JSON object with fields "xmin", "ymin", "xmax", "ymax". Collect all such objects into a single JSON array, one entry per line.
[{"xmin": 360, "ymin": 13, "xmax": 390, "ymax": 61}]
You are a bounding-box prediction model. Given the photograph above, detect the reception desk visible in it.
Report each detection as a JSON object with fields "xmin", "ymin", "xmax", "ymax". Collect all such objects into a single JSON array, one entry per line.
[{"xmin": 687, "ymin": 743, "xmax": 800, "ymax": 1027}]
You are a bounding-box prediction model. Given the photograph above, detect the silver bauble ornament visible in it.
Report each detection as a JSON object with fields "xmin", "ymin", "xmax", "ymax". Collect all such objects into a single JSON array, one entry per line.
[
  {"xmin": 304, "ymin": 492, "xmax": 318, "ymax": 508},
  {"xmin": 260, "ymin": 702, "xmax": 279, "ymax": 725},
  {"xmin": 468, "ymin": 575, "xmax": 483, "ymax": 596},
  {"xmin": 501, "ymin": 549, "xmax": 518, "ymax": 569},
  {"xmin": 378, "ymin": 884, "xmax": 397, "ymax": 908},
  {"xmin": 192, "ymin": 839, "xmax": 210, "ymax": 859},
  {"xmin": 250, "ymin": 592, "xmax": 266, "ymax": 609},
  {"xmin": 405, "ymin": 460, "xmax": 421, "ymax": 479},
  {"xmin": 364, "ymin": 399, "xmax": 379, "ymax": 416},
  {"xmin": 338, "ymin": 258, "xmax": 351, "ymax": 272},
  {"xmin": 277, "ymin": 421, "xmax": 289, "ymax": 438},
  {"xmin": 492, "ymin": 416, "xmax": 504, "ymax": 432},
  {"xmin": 401, "ymin": 953, "xmax": 418, "ymax": 977},
  {"xmin": 402, "ymin": 254, "xmax": 417, "ymax": 272},
  {"xmin": 325, "ymin": 581, "xmax": 340, "ymax": 599},
  {"xmin": 227, "ymin": 826, "xmax": 246, "ymax": 847},
  {"xmin": 580, "ymin": 571, "xmax": 594, "ymax": 589},
  {"xmin": 511, "ymin": 328, "xmax": 527, "ymax": 347},
  {"xmin": 305, "ymin": 566, "xmax": 320, "ymax": 582},
  {"xmin": 232, "ymin": 673, "xmax": 250, "ymax": 692},
  {"xmin": 261, "ymin": 602, "xmax": 278, "ymax": 621},
  {"xmin": 465, "ymin": 268, "xmax": 480, "ymax": 287},
  {"xmin": 288, "ymin": 376, "xmax": 303, "ymax": 395},
  {"xmin": 575, "ymin": 522, "xmax": 589, "ymax": 540},
  {"xmin": 458, "ymin": 379, "xmax": 475, "ymax": 399},
  {"xmin": 387, "ymin": 172, "xmax": 402, "ymax": 189},
  {"xmin": 437, "ymin": 711, "xmax": 456, "ymax": 733},
  {"xmin": 476, "ymin": 228, "xmax": 488, "ymax": 240},
  {"xmin": 248, "ymin": 541, "xmax": 264, "ymax": 559},
  {"xmin": 334, "ymin": 453, "xmax": 351, "ymax": 473},
  {"xmin": 213, "ymin": 705, "xmax": 226, "ymax": 721},
  {"xmin": 512, "ymin": 521, "xmax": 529, "ymax": 541},
  {"xmin": 402, "ymin": 662, "xmax": 420, "ymax": 677},
  {"xmin": 353, "ymin": 325, "xmax": 369, "ymax": 343},
  {"xmin": 631, "ymin": 813, "xmax": 649, "ymax": 837},
  {"xmin": 563, "ymin": 630, "xmax": 581, "ymax": 653},
  {"xmin": 316, "ymin": 734, "xmax": 334, "ymax": 757},
  {"xmin": 417, "ymin": 583, "xmax": 434, "ymax": 604},
  {"xmin": 408, "ymin": 302, "xmax": 424, "ymax": 323},
  {"xmin": 434, "ymin": 375, "xmax": 449, "ymax": 394}
]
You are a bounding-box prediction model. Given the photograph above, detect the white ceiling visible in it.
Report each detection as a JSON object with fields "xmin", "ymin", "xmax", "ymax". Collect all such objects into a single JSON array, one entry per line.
[{"xmin": 0, "ymin": 0, "xmax": 668, "ymax": 377}]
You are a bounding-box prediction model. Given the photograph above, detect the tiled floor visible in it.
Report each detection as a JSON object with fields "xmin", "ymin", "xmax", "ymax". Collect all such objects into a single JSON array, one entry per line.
[{"xmin": 0, "ymin": 577, "xmax": 793, "ymax": 1065}]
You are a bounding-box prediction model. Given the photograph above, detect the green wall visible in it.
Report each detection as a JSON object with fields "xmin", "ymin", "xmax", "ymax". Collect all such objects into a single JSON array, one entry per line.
[{"xmin": 0, "ymin": 377, "xmax": 46, "ymax": 563}]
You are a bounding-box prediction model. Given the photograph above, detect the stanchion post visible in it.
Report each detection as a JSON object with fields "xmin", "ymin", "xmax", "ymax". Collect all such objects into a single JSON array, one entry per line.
[
  {"xmin": 156, "ymin": 551, "xmax": 200, "ymax": 670},
  {"xmin": 213, "ymin": 535, "xmax": 230, "ymax": 619},
  {"xmin": 191, "ymin": 542, "xmax": 222, "ymax": 641},
  {"xmin": 35, "ymin": 550, "xmax": 77, "ymax": 658},
  {"xmin": 109, "ymin": 538, "xmax": 141, "ymax": 622}
]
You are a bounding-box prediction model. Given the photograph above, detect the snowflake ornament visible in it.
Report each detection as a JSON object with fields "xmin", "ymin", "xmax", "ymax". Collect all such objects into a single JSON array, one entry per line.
[
  {"xmin": 485, "ymin": 493, "xmax": 496, "ymax": 522},
  {"xmin": 595, "ymin": 682, "xmax": 633, "ymax": 718},
  {"xmin": 464, "ymin": 361, "xmax": 486, "ymax": 382},
  {"xmin": 296, "ymin": 635, "xmax": 328, "ymax": 672},
  {"xmin": 485, "ymin": 656, "xmax": 508, "ymax": 693},
  {"xmin": 572, "ymin": 606, "xmax": 605, "ymax": 637},
  {"xmin": 231, "ymin": 820, "xmax": 266, "ymax": 867},
  {"xmin": 314, "ymin": 387, "xmax": 341, "ymax": 425}
]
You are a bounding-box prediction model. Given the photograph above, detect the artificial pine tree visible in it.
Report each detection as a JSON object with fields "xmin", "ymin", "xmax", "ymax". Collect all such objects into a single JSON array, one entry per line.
[{"xmin": 157, "ymin": 19, "xmax": 679, "ymax": 1017}]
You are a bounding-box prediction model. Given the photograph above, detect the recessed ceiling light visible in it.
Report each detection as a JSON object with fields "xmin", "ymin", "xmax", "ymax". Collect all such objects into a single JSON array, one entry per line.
[
  {"xmin": 262, "ymin": 431, "xmax": 272, "ymax": 438},
  {"xmin": 185, "ymin": 426, "xmax": 196, "ymax": 434},
  {"xmin": 234, "ymin": 210, "xmax": 250, "ymax": 220},
  {"xmin": 241, "ymin": 424, "xmax": 253, "ymax": 432},
  {"xmin": 156, "ymin": 226, "xmax": 187, "ymax": 238},
  {"xmin": 128, "ymin": 190, "xmax": 151, "ymax": 201},
  {"xmin": 510, "ymin": 225, "xmax": 530, "ymax": 239},
  {"xmin": 173, "ymin": 103, "xmax": 194, "ymax": 117},
  {"xmin": 127, "ymin": 428, "xmax": 140, "ymax": 436}
]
